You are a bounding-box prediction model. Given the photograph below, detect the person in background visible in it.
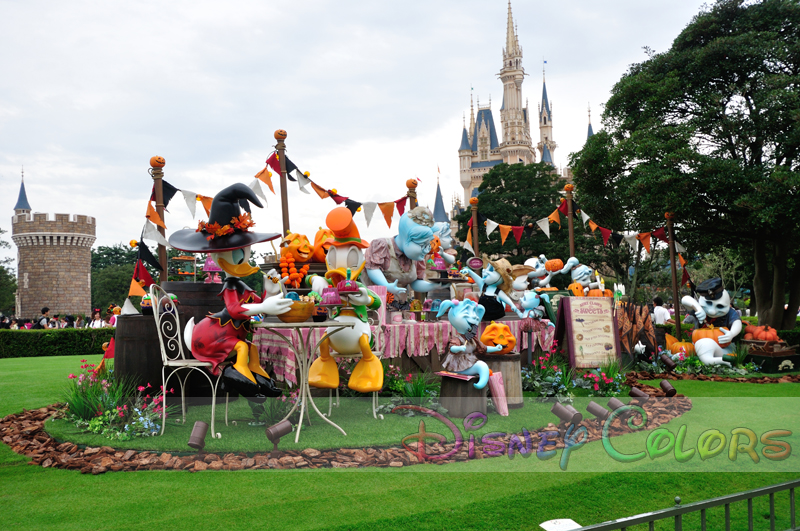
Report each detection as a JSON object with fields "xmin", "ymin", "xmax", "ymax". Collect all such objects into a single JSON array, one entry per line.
[
  {"xmin": 652, "ymin": 297, "xmax": 675, "ymax": 325},
  {"xmin": 89, "ymin": 309, "xmax": 105, "ymax": 329},
  {"xmin": 10, "ymin": 318, "xmax": 19, "ymax": 330},
  {"xmin": 64, "ymin": 315, "xmax": 75, "ymax": 328},
  {"xmin": 22, "ymin": 319, "xmax": 33, "ymax": 330},
  {"xmin": 74, "ymin": 315, "xmax": 84, "ymax": 329},
  {"xmin": 32, "ymin": 307, "xmax": 50, "ymax": 330}
]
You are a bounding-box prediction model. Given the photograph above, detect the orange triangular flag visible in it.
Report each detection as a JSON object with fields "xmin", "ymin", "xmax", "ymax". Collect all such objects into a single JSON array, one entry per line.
[
  {"xmin": 129, "ymin": 276, "xmax": 147, "ymax": 297},
  {"xmin": 310, "ymin": 181, "xmax": 330, "ymax": 200},
  {"xmin": 378, "ymin": 202, "xmax": 394, "ymax": 228},
  {"xmin": 498, "ymin": 225, "xmax": 512, "ymax": 245},
  {"xmin": 145, "ymin": 202, "xmax": 166, "ymax": 229},
  {"xmin": 465, "ymin": 227, "xmax": 473, "ymax": 248},
  {"xmin": 254, "ymin": 166, "xmax": 275, "ymax": 194},
  {"xmin": 678, "ymin": 253, "xmax": 687, "ymax": 268},
  {"xmin": 637, "ymin": 232, "xmax": 652, "ymax": 253},
  {"xmin": 198, "ymin": 195, "xmax": 213, "ymax": 216},
  {"xmin": 589, "ymin": 220, "xmax": 598, "ymax": 232},
  {"xmin": 548, "ymin": 209, "xmax": 561, "ymax": 227}
]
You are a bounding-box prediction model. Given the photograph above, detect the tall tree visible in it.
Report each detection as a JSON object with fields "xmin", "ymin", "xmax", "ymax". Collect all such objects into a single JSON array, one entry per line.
[{"xmin": 571, "ymin": 0, "xmax": 800, "ymax": 329}]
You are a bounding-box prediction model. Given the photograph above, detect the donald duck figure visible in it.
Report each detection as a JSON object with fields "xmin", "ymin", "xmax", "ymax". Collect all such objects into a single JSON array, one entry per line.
[
  {"xmin": 306, "ymin": 207, "xmax": 383, "ymax": 393},
  {"xmin": 169, "ymin": 183, "xmax": 293, "ymax": 402}
]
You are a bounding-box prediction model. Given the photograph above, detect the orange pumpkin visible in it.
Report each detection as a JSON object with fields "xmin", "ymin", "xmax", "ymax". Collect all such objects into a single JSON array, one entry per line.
[
  {"xmin": 754, "ymin": 326, "xmax": 780, "ymax": 342},
  {"xmin": 280, "ymin": 232, "xmax": 313, "ymax": 263},
  {"xmin": 274, "ymin": 129, "xmax": 288, "ymax": 140},
  {"xmin": 545, "ymin": 259, "xmax": 564, "ymax": 272},
  {"xmin": 311, "ymin": 227, "xmax": 335, "ymax": 263},
  {"xmin": 480, "ymin": 321, "xmax": 517, "ymax": 354},
  {"xmin": 430, "ymin": 236, "xmax": 441, "ymax": 255},
  {"xmin": 692, "ymin": 325, "xmax": 730, "ymax": 348},
  {"xmin": 744, "ymin": 333, "xmax": 754, "ymax": 340},
  {"xmin": 469, "ymin": 197, "xmax": 479, "ymax": 205},
  {"xmin": 564, "ymin": 184, "xmax": 575, "ymax": 192},
  {"xmin": 406, "ymin": 179, "xmax": 418, "ymax": 189},
  {"xmin": 149, "ymin": 156, "xmax": 165, "ymax": 168},
  {"xmin": 587, "ymin": 289, "xmax": 614, "ymax": 297},
  {"xmin": 665, "ymin": 334, "xmax": 695, "ymax": 356},
  {"xmin": 567, "ymin": 282, "xmax": 585, "ymax": 296}
]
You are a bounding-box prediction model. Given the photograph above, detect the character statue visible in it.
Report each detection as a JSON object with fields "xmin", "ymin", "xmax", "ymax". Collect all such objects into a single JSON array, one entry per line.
[
  {"xmin": 460, "ymin": 257, "xmax": 517, "ymax": 321},
  {"xmin": 306, "ymin": 207, "xmax": 383, "ymax": 392},
  {"xmin": 169, "ymin": 183, "xmax": 293, "ymax": 402},
  {"xmin": 518, "ymin": 290, "xmax": 552, "ymax": 320},
  {"xmin": 681, "ymin": 278, "xmax": 740, "ymax": 366},
  {"xmin": 510, "ymin": 264, "xmax": 535, "ymax": 302},
  {"xmin": 436, "ymin": 299, "xmax": 500, "ymax": 389},
  {"xmin": 364, "ymin": 206, "xmax": 442, "ymax": 296},
  {"xmin": 432, "ymin": 221, "xmax": 457, "ymax": 266},
  {"xmin": 525, "ymin": 255, "xmax": 579, "ymax": 288}
]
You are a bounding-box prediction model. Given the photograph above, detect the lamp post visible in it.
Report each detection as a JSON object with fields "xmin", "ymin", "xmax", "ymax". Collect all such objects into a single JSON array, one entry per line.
[
  {"xmin": 470, "ymin": 197, "xmax": 479, "ymax": 256},
  {"xmin": 565, "ymin": 184, "xmax": 575, "ymax": 257},
  {"xmin": 149, "ymin": 156, "xmax": 168, "ymax": 283},
  {"xmin": 275, "ymin": 129, "xmax": 290, "ymax": 236},
  {"xmin": 666, "ymin": 212, "xmax": 682, "ymax": 339},
  {"xmin": 406, "ymin": 179, "xmax": 418, "ymax": 210}
]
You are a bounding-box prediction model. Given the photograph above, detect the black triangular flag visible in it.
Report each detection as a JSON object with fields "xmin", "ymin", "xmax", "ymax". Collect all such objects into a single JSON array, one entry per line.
[
  {"xmin": 524, "ymin": 224, "xmax": 535, "ymax": 239},
  {"xmin": 150, "ymin": 181, "xmax": 180, "ymax": 210},
  {"xmin": 137, "ymin": 241, "xmax": 162, "ymax": 271},
  {"xmin": 284, "ymin": 157, "xmax": 298, "ymax": 181},
  {"xmin": 344, "ymin": 199, "xmax": 362, "ymax": 215},
  {"xmin": 610, "ymin": 232, "xmax": 624, "ymax": 248}
]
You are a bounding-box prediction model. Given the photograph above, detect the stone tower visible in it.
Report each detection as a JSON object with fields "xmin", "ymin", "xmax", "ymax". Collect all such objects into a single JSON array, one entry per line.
[
  {"xmin": 537, "ymin": 67, "xmax": 557, "ymax": 166},
  {"xmin": 11, "ymin": 176, "xmax": 96, "ymax": 318}
]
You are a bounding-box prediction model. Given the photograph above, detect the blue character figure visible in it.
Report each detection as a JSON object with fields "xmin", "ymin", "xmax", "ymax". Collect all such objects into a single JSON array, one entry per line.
[
  {"xmin": 518, "ymin": 290, "xmax": 553, "ymax": 321},
  {"xmin": 364, "ymin": 206, "xmax": 443, "ymax": 295},
  {"xmin": 459, "ymin": 256, "xmax": 517, "ymax": 321},
  {"xmin": 680, "ymin": 277, "xmax": 740, "ymax": 367},
  {"xmin": 436, "ymin": 299, "xmax": 501, "ymax": 389}
]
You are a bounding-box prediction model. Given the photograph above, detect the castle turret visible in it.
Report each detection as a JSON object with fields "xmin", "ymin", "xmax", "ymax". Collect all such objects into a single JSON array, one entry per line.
[
  {"xmin": 587, "ymin": 104, "xmax": 595, "ymax": 140},
  {"xmin": 537, "ymin": 66, "xmax": 558, "ymax": 163},
  {"xmin": 11, "ymin": 178, "xmax": 96, "ymax": 318}
]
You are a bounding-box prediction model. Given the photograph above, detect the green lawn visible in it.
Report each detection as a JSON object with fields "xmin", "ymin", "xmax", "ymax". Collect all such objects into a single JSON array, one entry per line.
[{"xmin": 1, "ymin": 355, "xmax": 799, "ymax": 530}]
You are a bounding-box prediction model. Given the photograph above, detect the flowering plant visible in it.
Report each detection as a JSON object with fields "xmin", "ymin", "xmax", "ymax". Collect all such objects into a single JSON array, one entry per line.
[{"xmin": 578, "ymin": 367, "xmax": 625, "ymax": 397}]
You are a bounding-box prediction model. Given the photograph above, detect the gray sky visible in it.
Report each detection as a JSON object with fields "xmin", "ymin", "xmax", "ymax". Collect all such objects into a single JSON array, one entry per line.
[{"xmin": 0, "ymin": 0, "xmax": 708, "ymax": 264}]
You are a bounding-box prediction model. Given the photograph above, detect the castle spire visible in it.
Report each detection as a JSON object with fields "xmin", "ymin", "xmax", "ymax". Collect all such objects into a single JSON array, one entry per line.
[
  {"xmin": 587, "ymin": 103, "xmax": 594, "ymax": 139},
  {"xmin": 505, "ymin": 1, "xmax": 520, "ymax": 57},
  {"xmin": 433, "ymin": 180, "xmax": 449, "ymax": 223},
  {"xmin": 14, "ymin": 168, "xmax": 31, "ymax": 212}
]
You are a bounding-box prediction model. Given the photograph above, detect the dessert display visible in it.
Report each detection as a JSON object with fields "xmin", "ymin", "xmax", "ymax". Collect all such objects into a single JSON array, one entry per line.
[
  {"xmin": 431, "ymin": 255, "xmax": 447, "ymax": 271},
  {"xmin": 140, "ymin": 294, "xmax": 153, "ymax": 315},
  {"xmin": 409, "ymin": 299, "xmax": 423, "ymax": 312},
  {"xmin": 321, "ymin": 287, "xmax": 342, "ymax": 306},
  {"xmin": 336, "ymin": 268, "xmax": 359, "ymax": 293}
]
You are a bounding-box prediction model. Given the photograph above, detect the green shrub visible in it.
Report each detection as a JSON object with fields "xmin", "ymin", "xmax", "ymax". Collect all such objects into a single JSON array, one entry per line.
[{"xmin": 0, "ymin": 328, "xmax": 115, "ymax": 358}]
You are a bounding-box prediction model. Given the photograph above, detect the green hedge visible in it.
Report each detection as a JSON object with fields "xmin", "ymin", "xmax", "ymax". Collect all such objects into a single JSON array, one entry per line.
[{"xmin": 0, "ymin": 328, "xmax": 116, "ymax": 359}]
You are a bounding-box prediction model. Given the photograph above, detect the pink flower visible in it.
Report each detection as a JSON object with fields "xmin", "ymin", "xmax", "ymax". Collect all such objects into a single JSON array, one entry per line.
[
  {"xmin": 118, "ymin": 412, "xmax": 124, "ymax": 418},
  {"xmin": 601, "ymin": 373, "xmax": 606, "ymax": 377},
  {"xmin": 169, "ymin": 388, "xmax": 174, "ymax": 394},
  {"xmin": 405, "ymin": 374, "xmax": 413, "ymax": 382},
  {"xmin": 138, "ymin": 386, "xmax": 145, "ymax": 392},
  {"xmin": 68, "ymin": 373, "xmax": 76, "ymax": 379},
  {"xmin": 80, "ymin": 359, "xmax": 87, "ymax": 362},
  {"xmin": 593, "ymin": 384, "xmax": 600, "ymax": 391},
  {"xmin": 89, "ymin": 364, "xmax": 95, "ymax": 368},
  {"xmin": 552, "ymin": 366, "xmax": 558, "ymax": 371}
]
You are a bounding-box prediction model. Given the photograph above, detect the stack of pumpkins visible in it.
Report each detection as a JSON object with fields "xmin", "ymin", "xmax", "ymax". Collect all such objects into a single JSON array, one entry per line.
[{"xmin": 743, "ymin": 323, "xmax": 782, "ymax": 342}]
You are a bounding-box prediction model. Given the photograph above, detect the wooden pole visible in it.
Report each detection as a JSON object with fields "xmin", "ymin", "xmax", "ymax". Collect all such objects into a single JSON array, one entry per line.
[
  {"xmin": 565, "ymin": 185, "xmax": 575, "ymax": 257},
  {"xmin": 406, "ymin": 179, "xmax": 418, "ymax": 210},
  {"xmin": 275, "ymin": 130, "xmax": 290, "ymax": 236},
  {"xmin": 149, "ymin": 158, "xmax": 168, "ymax": 284},
  {"xmin": 666, "ymin": 213, "xmax": 682, "ymax": 339},
  {"xmin": 471, "ymin": 199, "xmax": 479, "ymax": 256}
]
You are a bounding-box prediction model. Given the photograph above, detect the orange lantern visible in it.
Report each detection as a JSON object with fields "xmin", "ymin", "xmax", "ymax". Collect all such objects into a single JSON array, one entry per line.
[
  {"xmin": 150, "ymin": 156, "xmax": 165, "ymax": 168},
  {"xmin": 692, "ymin": 325, "xmax": 730, "ymax": 348},
  {"xmin": 280, "ymin": 233, "xmax": 313, "ymax": 263},
  {"xmin": 311, "ymin": 227, "xmax": 335, "ymax": 263},
  {"xmin": 274, "ymin": 129, "xmax": 288, "ymax": 140},
  {"xmin": 480, "ymin": 321, "xmax": 517, "ymax": 354}
]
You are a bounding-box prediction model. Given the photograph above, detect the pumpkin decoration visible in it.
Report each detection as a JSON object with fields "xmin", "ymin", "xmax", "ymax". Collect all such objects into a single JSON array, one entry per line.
[
  {"xmin": 545, "ymin": 258, "xmax": 564, "ymax": 272},
  {"xmin": 692, "ymin": 325, "xmax": 731, "ymax": 348},
  {"xmin": 430, "ymin": 236, "xmax": 441, "ymax": 255},
  {"xmin": 274, "ymin": 129, "xmax": 288, "ymax": 140},
  {"xmin": 406, "ymin": 179, "xmax": 418, "ymax": 189},
  {"xmin": 311, "ymin": 227, "xmax": 335, "ymax": 263},
  {"xmin": 480, "ymin": 321, "xmax": 517, "ymax": 354},
  {"xmin": 279, "ymin": 254, "xmax": 310, "ymax": 289},
  {"xmin": 567, "ymin": 282, "xmax": 585, "ymax": 297},
  {"xmin": 281, "ymin": 232, "xmax": 313, "ymax": 263},
  {"xmin": 744, "ymin": 333, "xmax": 754, "ymax": 340},
  {"xmin": 564, "ymin": 184, "xmax": 574, "ymax": 192},
  {"xmin": 149, "ymin": 156, "xmax": 165, "ymax": 168},
  {"xmin": 665, "ymin": 212, "xmax": 675, "ymax": 220},
  {"xmin": 469, "ymin": 197, "xmax": 479, "ymax": 205},
  {"xmin": 587, "ymin": 289, "xmax": 614, "ymax": 297},
  {"xmin": 665, "ymin": 334, "xmax": 695, "ymax": 356},
  {"xmin": 754, "ymin": 326, "xmax": 780, "ymax": 342}
]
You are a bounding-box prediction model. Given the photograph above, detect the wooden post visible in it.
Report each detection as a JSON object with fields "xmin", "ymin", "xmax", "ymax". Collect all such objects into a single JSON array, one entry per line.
[
  {"xmin": 406, "ymin": 179, "xmax": 418, "ymax": 210},
  {"xmin": 149, "ymin": 157, "xmax": 168, "ymax": 283},
  {"xmin": 565, "ymin": 184, "xmax": 575, "ymax": 257},
  {"xmin": 666, "ymin": 213, "xmax": 682, "ymax": 339},
  {"xmin": 275, "ymin": 130, "xmax": 290, "ymax": 236},
  {"xmin": 471, "ymin": 198, "xmax": 479, "ymax": 256}
]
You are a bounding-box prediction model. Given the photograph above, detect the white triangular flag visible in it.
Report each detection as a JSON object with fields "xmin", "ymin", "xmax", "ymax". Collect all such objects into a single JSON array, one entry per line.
[
  {"xmin": 142, "ymin": 221, "xmax": 171, "ymax": 248},
  {"xmin": 296, "ymin": 171, "xmax": 311, "ymax": 194},
  {"xmin": 536, "ymin": 217, "xmax": 550, "ymax": 239},
  {"xmin": 580, "ymin": 211, "xmax": 590, "ymax": 226},
  {"xmin": 121, "ymin": 298, "xmax": 140, "ymax": 315},
  {"xmin": 362, "ymin": 202, "xmax": 377, "ymax": 226},
  {"xmin": 675, "ymin": 241, "xmax": 686, "ymax": 253},
  {"xmin": 248, "ymin": 179, "xmax": 268, "ymax": 205},
  {"xmin": 486, "ymin": 219, "xmax": 499, "ymax": 237},
  {"xmin": 623, "ymin": 233, "xmax": 638, "ymax": 249},
  {"xmin": 463, "ymin": 239, "xmax": 475, "ymax": 256},
  {"xmin": 181, "ymin": 190, "xmax": 197, "ymax": 219}
]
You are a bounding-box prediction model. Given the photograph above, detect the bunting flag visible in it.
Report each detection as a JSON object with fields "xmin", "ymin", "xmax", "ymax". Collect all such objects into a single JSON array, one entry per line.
[
  {"xmin": 623, "ymin": 233, "xmax": 639, "ymax": 249},
  {"xmin": 284, "ymin": 156, "xmax": 298, "ymax": 181},
  {"xmin": 558, "ymin": 198, "xmax": 569, "ymax": 215},
  {"xmin": 599, "ymin": 226, "xmax": 612, "ymax": 246},
  {"xmin": 248, "ymin": 178, "xmax": 268, "ymax": 205},
  {"xmin": 536, "ymin": 217, "xmax": 550, "ymax": 239},
  {"xmin": 379, "ymin": 202, "xmax": 395, "ymax": 228},
  {"xmin": 465, "ymin": 228, "xmax": 473, "ymax": 250},
  {"xmin": 547, "ymin": 209, "xmax": 561, "ymax": 227},
  {"xmin": 310, "ymin": 181, "xmax": 330, "ymax": 199},
  {"xmin": 675, "ymin": 241, "xmax": 686, "ymax": 253},
  {"xmin": 128, "ymin": 276, "xmax": 147, "ymax": 297},
  {"xmin": 678, "ymin": 254, "xmax": 687, "ymax": 268},
  {"xmin": 523, "ymin": 224, "xmax": 535, "ymax": 239},
  {"xmin": 362, "ymin": 202, "xmax": 377, "ymax": 226},
  {"xmin": 103, "ymin": 337, "xmax": 116, "ymax": 359},
  {"xmin": 136, "ymin": 240, "xmax": 162, "ymax": 271},
  {"xmin": 344, "ymin": 199, "xmax": 362, "ymax": 215},
  {"xmin": 198, "ymin": 195, "xmax": 213, "ymax": 216},
  {"xmin": 580, "ymin": 211, "xmax": 590, "ymax": 226},
  {"xmin": 145, "ymin": 202, "xmax": 166, "ymax": 229},
  {"xmin": 637, "ymin": 232, "xmax": 652, "ymax": 253},
  {"xmin": 265, "ymin": 152, "xmax": 281, "ymax": 174},
  {"xmin": 133, "ymin": 259, "xmax": 155, "ymax": 287},
  {"xmin": 150, "ymin": 180, "xmax": 179, "ymax": 209},
  {"xmin": 512, "ymin": 225, "xmax": 524, "ymax": 244},
  {"xmin": 486, "ymin": 219, "xmax": 499, "ymax": 237},
  {"xmin": 651, "ymin": 227, "xmax": 668, "ymax": 244},
  {"xmin": 142, "ymin": 221, "xmax": 170, "ymax": 248},
  {"xmin": 680, "ymin": 254, "xmax": 691, "ymax": 286},
  {"xmin": 181, "ymin": 190, "xmax": 197, "ymax": 218},
  {"xmin": 588, "ymin": 220, "xmax": 599, "ymax": 232},
  {"xmin": 254, "ymin": 166, "xmax": 275, "ymax": 194},
  {"xmin": 610, "ymin": 233, "xmax": 624, "ymax": 248},
  {"xmin": 296, "ymin": 171, "xmax": 312, "ymax": 194},
  {"xmin": 463, "ymin": 237, "xmax": 475, "ymax": 257},
  {"xmin": 498, "ymin": 224, "xmax": 512, "ymax": 245},
  {"xmin": 329, "ymin": 192, "xmax": 348, "ymax": 205},
  {"xmin": 394, "ymin": 196, "xmax": 408, "ymax": 216}
]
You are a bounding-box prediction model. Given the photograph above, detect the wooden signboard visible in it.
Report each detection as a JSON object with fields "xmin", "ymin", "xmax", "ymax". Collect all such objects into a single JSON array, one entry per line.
[{"xmin": 555, "ymin": 297, "xmax": 622, "ymax": 368}]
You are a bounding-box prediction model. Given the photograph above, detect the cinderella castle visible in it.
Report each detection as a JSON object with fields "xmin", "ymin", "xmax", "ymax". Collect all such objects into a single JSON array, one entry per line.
[{"xmin": 455, "ymin": 1, "xmax": 593, "ymax": 206}]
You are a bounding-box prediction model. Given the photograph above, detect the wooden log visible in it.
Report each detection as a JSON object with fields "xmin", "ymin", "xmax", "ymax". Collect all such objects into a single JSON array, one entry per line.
[
  {"xmin": 477, "ymin": 353, "xmax": 524, "ymax": 409},
  {"xmin": 439, "ymin": 376, "xmax": 487, "ymax": 418}
]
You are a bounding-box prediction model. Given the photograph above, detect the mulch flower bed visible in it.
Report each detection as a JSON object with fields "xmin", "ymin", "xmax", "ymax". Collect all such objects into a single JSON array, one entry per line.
[
  {"xmin": 628, "ymin": 371, "xmax": 800, "ymax": 384},
  {"xmin": 2, "ymin": 394, "xmax": 691, "ymax": 474}
]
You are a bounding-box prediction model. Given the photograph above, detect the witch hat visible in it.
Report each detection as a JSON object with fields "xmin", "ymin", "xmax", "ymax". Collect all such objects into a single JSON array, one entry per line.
[{"xmin": 169, "ymin": 183, "xmax": 280, "ymax": 252}]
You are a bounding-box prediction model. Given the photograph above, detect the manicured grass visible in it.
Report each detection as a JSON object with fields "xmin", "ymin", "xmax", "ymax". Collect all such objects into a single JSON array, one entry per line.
[
  {"xmin": 1, "ymin": 355, "xmax": 799, "ymax": 530},
  {"xmin": 640, "ymin": 379, "xmax": 800, "ymax": 398}
]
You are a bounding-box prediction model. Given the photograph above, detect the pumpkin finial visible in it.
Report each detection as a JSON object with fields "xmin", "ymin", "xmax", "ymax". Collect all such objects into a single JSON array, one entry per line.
[
  {"xmin": 406, "ymin": 179, "xmax": 418, "ymax": 189},
  {"xmin": 564, "ymin": 183, "xmax": 575, "ymax": 192},
  {"xmin": 274, "ymin": 129, "xmax": 288, "ymax": 140},
  {"xmin": 665, "ymin": 212, "xmax": 675, "ymax": 220},
  {"xmin": 150, "ymin": 156, "xmax": 165, "ymax": 168}
]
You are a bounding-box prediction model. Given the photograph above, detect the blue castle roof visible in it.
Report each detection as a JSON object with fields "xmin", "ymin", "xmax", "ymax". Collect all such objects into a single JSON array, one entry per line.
[
  {"xmin": 433, "ymin": 183, "xmax": 449, "ymax": 223},
  {"xmin": 541, "ymin": 144, "xmax": 553, "ymax": 165},
  {"xmin": 587, "ymin": 122, "xmax": 594, "ymax": 139},
  {"xmin": 471, "ymin": 109, "xmax": 500, "ymax": 151},
  {"xmin": 470, "ymin": 160, "xmax": 504, "ymax": 169},
  {"xmin": 14, "ymin": 179, "xmax": 31, "ymax": 211},
  {"xmin": 459, "ymin": 127, "xmax": 471, "ymax": 151}
]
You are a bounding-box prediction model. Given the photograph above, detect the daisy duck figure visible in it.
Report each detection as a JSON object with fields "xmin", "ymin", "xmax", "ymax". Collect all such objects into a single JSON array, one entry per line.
[
  {"xmin": 364, "ymin": 206, "xmax": 443, "ymax": 296},
  {"xmin": 305, "ymin": 207, "xmax": 383, "ymax": 393},
  {"xmin": 681, "ymin": 277, "xmax": 740, "ymax": 367},
  {"xmin": 169, "ymin": 183, "xmax": 293, "ymax": 402},
  {"xmin": 436, "ymin": 299, "xmax": 501, "ymax": 389}
]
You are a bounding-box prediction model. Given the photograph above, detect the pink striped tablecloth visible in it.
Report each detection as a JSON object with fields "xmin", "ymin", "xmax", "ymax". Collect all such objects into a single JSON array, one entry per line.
[{"xmin": 254, "ymin": 317, "xmax": 553, "ymax": 385}]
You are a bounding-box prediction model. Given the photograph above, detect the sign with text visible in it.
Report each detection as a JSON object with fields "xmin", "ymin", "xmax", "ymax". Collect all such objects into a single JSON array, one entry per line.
[{"xmin": 555, "ymin": 297, "xmax": 621, "ymax": 368}]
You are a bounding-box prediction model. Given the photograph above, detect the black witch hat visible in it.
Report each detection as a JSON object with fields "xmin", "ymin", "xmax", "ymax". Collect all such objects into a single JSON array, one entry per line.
[{"xmin": 168, "ymin": 183, "xmax": 280, "ymax": 252}]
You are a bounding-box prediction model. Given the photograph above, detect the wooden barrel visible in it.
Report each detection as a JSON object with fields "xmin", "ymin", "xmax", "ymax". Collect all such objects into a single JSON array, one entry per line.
[
  {"xmin": 477, "ymin": 352, "xmax": 523, "ymax": 409},
  {"xmin": 439, "ymin": 375, "xmax": 487, "ymax": 418},
  {"xmin": 161, "ymin": 281, "xmax": 222, "ymax": 324}
]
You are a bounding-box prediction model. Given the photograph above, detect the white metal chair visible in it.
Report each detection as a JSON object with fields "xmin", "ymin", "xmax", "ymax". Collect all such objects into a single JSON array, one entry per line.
[{"xmin": 150, "ymin": 284, "xmax": 228, "ymax": 438}]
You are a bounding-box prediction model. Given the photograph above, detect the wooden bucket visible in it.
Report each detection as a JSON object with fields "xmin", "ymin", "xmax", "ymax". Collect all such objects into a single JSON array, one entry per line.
[
  {"xmin": 477, "ymin": 352, "xmax": 523, "ymax": 409},
  {"xmin": 439, "ymin": 375, "xmax": 487, "ymax": 418}
]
